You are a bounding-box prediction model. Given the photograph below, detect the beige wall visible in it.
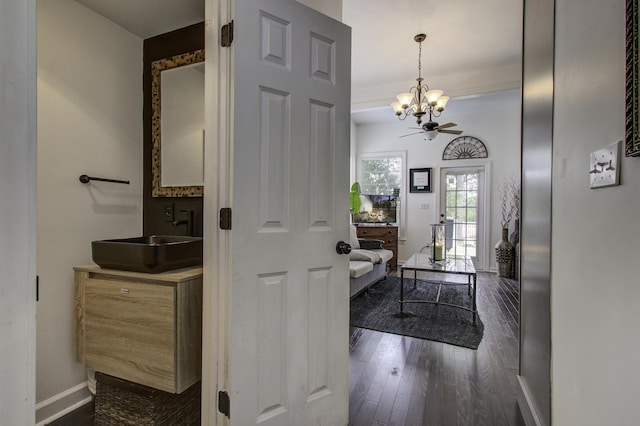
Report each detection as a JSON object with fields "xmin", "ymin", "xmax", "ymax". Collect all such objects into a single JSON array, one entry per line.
[
  {"xmin": 36, "ymin": 0, "xmax": 143, "ymax": 421},
  {"xmin": 553, "ymin": 0, "xmax": 640, "ymax": 424}
]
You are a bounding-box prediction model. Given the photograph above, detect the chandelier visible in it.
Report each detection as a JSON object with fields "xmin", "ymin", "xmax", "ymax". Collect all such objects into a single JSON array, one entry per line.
[{"xmin": 391, "ymin": 34, "xmax": 449, "ymax": 126}]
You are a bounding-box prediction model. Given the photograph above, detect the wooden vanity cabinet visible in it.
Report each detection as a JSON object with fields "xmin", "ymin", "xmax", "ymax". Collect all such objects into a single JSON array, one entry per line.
[
  {"xmin": 355, "ymin": 225, "xmax": 399, "ymax": 269},
  {"xmin": 74, "ymin": 265, "xmax": 203, "ymax": 394}
]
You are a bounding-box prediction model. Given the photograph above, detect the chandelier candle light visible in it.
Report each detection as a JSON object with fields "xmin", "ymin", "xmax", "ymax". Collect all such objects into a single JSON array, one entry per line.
[{"xmin": 391, "ymin": 34, "xmax": 449, "ymax": 127}]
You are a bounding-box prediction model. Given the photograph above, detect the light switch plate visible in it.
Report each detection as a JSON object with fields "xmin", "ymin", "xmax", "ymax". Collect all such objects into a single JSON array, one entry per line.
[{"xmin": 589, "ymin": 141, "xmax": 621, "ymax": 189}]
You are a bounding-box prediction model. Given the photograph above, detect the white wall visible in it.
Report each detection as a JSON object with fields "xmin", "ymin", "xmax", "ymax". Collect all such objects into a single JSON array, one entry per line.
[
  {"xmin": 552, "ymin": 0, "xmax": 640, "ymax": 424},
  {"xmin": 36, "ymin": 0, "xmax": 142, "ymax": 421},
  {"xmin": 354, "ymin": 89, "xmax": 521, "ymax": 269},
  {"xmin": 350, "ymin": 120, "xmax": 358, "ymax": 183}
]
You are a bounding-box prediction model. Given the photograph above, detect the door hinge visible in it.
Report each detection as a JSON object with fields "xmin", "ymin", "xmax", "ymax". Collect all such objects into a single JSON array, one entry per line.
[
  {"xmin": 218, "ymin": 390, "xmax": 230, "ymax": 418},
  {"xmin": 221, "ymin": 20, "xmax": 234, "ymax": 47},
  {"xmin": 220, "ymin": 207, "xmax": 232, "ymax": 230}
]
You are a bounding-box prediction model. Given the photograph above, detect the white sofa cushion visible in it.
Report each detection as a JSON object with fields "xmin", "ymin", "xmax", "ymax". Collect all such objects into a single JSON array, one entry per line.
[
  {"xmin": 349, "ymin": 248, "xmax": 392, "ymax": 264},
  {"xmin": 370, "ymin": 249, "xmax": 393, "ymax": 264},
  {"xmin": 349, "ymin": 249, "xmax": 381, "ymax": 263},
  {"xmin": 350, "ymin": 260, "xmax": 373, "ymax": 278}
]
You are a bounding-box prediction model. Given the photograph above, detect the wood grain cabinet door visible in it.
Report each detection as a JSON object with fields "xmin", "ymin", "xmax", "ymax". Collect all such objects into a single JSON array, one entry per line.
[{"xmin": 83, "ymin": 278, "xmax": 176, "ymax": 392}]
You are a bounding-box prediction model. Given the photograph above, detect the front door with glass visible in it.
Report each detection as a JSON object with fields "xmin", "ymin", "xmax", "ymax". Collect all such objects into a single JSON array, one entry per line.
[{"xmin": 439, "ymin": 167, "xmax": 486, "ymax": 269}]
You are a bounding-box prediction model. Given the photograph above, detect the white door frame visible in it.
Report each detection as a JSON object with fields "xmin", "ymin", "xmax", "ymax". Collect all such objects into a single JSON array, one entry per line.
[
  {"xmin": 435, "ymin": 159, "xmax": 491, "ymax": 272},
  {"xmin": 0, "ymin": 0, "xmax": 37, "ymax": 423},
  {"xmin": 202, "ymin": 0, "xmax": 231, "ymax": 424}
]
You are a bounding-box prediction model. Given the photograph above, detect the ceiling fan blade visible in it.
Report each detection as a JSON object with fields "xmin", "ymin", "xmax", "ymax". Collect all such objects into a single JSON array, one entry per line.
[
  {"xmin": 399, "ymin": 131, "xmax": 425, "ymax": 138},
  {"xmin": 437, "ymin": 122, "xmax": 457, "ymax": 129},
  {"xmin": 439, "ymin": 129, "xmax": 463, "ymax": 135},
  {"xmin": 407, "ymin": 127, "xmax": 423, "ymax": 130}
]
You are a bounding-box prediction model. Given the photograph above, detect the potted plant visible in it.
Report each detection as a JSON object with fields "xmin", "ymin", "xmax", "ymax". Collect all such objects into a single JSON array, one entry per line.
[{"xmin": 349, "ymin": 182, "xmax": 361, "ymax": 222}]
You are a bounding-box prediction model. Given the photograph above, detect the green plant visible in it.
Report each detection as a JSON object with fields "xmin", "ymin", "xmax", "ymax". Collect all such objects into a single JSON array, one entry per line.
[{"xmin": 349, "ymin": 182, "xmax": 361, "ymax": 216}]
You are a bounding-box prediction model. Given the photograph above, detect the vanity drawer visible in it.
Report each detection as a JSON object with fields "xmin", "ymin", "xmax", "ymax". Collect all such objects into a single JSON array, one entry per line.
[{"xmin": 84, "ymin": 278, "xmax": 176, "ymax": 392}]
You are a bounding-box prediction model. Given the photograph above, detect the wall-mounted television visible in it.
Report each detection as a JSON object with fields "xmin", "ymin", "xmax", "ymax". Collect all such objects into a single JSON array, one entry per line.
[{"xmin": 352, "ymin": 194, "xmax": 397, "ymax": 224}]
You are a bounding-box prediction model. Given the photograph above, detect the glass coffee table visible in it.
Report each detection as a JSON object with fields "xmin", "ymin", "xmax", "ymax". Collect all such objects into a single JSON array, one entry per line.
[{"xmin": 400, "ymin": 253, "xmax": 478, "ymax": 322}]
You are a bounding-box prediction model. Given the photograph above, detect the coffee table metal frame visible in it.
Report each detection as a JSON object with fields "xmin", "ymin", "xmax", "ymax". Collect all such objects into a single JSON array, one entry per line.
[{"xmin": 400, "ymin": 253, "xmax": 477, "ymax": 322}]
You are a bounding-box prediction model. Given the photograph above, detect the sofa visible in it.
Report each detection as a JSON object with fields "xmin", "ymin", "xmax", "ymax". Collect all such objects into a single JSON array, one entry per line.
[{"xmin": 349, "ymin": 225, "xmax": 394, "ymax": 298}]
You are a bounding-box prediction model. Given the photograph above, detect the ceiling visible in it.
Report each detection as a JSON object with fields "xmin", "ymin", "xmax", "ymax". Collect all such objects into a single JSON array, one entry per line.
[
  {"xmin": 73, "ymin": 0, "xmax": 522, "ymax": 123},
  {"xmin": 74, "ymin": 0, "xmax": 204, "ymax": 40},
  {"xmin": 343, "ymin": 0, "xmax": 523, "ymax": 119}
]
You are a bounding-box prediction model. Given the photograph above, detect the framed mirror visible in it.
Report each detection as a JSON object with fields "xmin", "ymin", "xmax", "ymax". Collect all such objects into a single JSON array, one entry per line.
[{"xmin": 152, "ymin": 49, "xmax": 205, "ymax": 196}]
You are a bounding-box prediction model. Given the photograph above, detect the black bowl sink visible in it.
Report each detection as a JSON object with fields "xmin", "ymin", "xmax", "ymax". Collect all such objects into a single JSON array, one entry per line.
[{"xmin": 92, "ymin": 235, "xmax": 203, "ymax": 273}]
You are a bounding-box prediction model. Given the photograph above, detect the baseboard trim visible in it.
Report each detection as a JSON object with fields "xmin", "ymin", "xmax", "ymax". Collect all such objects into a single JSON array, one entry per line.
[
  {"xmin": 35, "ymin": 381, "xmax": 92, "ymax": 426},
  {"xmin": 517, "ymin": 375, "xmax": 545, "ymax": 426}
]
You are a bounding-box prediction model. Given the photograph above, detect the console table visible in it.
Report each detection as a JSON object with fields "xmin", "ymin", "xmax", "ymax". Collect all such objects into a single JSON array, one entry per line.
[{"xmin": 400, "ymin": 253, "xmax": 477, "ymax": 322}]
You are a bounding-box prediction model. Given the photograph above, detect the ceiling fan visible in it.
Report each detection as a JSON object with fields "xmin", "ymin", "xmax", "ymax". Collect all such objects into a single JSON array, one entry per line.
[{"xmin": 400, "ymin": 120, "xmax": 463, "ymax": 141}]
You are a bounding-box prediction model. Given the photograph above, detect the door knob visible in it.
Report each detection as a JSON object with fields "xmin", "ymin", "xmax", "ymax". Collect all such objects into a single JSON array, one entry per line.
[{"xmin": 336, "ymin": 241, "xmax": 352, "ymax": 255}]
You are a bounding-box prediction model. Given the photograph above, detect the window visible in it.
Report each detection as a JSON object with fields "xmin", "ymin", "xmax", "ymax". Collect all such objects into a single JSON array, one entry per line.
[
  {"xmin": 356, "ymin": 151, "xmax": 407, "ymax": 235},
  {"xmin": 360, "ymin": 157, "xmax": 402, "ymax": 195}
]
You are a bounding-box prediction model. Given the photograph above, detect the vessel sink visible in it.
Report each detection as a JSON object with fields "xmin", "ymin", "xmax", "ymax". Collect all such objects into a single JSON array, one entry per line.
[{"xmin": 92, "ymin": 235, "xmax": 203, "ymax": 273}]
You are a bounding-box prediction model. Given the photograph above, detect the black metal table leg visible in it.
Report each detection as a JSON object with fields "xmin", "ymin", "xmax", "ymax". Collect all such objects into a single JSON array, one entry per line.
[
  {"xmin": 472, "ymin": 273, "xmax": 477, "ymax": 323},
  {"xmin": 400, "ymin": 268, "xmax": 405, "ymax": 313}
]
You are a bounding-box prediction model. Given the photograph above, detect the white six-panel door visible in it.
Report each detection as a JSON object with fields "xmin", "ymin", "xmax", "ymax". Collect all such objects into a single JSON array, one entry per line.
[{"xmin": 226, "ymin": 0, "xmax": 351, "ymax": 424}]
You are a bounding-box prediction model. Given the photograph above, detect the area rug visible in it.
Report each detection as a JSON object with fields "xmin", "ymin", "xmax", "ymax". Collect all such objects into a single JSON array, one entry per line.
[{"xmin": 350, "ymin": 277, "xmax": 484, "ymax": 349}]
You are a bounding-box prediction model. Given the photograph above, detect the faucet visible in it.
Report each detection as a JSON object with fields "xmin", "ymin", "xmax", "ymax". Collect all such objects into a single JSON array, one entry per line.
[{"xmin": 172, "ymin": 209, "xmax": 195, "ymax": 236}]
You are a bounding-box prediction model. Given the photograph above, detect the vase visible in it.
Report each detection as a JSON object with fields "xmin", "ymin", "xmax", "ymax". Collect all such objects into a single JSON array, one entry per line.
[
  {"xmin": 509, "ymin": 218, "xmax": 519, "ymax": 246},
  {"xmin": 495, "ymin": 228, "xmax": 514, "ymax": 278},
  {"xmin": 515, "ymin": 242, "xmax": 520, "ymax": 281},
  {"xmin": 509, "ymin": 219, "xmax": 519, "ymax": 277}
]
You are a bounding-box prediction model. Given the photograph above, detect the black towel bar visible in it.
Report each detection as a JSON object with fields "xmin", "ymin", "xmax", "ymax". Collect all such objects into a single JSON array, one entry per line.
[{"xmin": 79, "ymin": 174, "xmax": 130, "ymax": 185}]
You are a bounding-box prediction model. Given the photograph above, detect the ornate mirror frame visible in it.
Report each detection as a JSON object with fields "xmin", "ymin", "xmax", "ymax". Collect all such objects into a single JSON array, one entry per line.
[
  {"xmin": 626, "ymin": 0, "xmax": 640, "ymax": 157},
  {"xmin": 151, "ymin": 49, "xmax": 205, "ymax": 196}
]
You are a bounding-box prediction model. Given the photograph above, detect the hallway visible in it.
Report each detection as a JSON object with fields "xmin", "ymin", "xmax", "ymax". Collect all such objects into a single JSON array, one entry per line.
[{"xmin": 349, "ymin": 272, "xmax": 524, "ymax": 425}]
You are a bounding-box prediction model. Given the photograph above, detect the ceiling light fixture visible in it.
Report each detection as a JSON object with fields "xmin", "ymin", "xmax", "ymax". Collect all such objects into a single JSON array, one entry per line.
[{"xmin": 391, "ymin": 34, "xmax": 449, "ymax": 126}]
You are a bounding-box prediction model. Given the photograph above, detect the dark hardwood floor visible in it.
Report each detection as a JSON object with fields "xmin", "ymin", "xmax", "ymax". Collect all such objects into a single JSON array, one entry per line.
[
  {"xmin": 48, "ymin": 271, "xmax": 522, "ymax": 426},
  {"xmin": 349, "ymin": 271, "xmax": 524, "ymax": 426}
]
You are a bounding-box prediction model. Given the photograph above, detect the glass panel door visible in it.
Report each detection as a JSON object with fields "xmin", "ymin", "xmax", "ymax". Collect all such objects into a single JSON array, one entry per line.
[{"xmin": 440, "ymin": 167, "xmax": 485, "ymax": 268}]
